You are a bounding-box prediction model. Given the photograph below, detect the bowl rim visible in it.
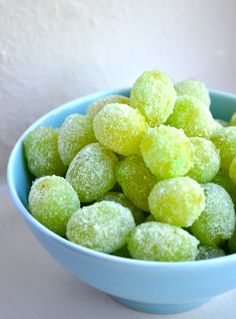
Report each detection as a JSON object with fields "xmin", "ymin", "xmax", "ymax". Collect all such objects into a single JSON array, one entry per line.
[{"xmin": 7, "ymin": 87, "xmax": 236, "ymax": 269}]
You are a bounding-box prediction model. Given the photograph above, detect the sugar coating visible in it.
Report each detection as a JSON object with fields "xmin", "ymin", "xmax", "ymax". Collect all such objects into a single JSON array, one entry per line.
[
  {"xmin": 188, "ymin": 137, "xmax": 220, "ymax": 183},
  {"xmin": 116, "ymin": 156, "xmax": 157, "ymax": 212},
  {"xmin": 229, "ymin": 112, "xmax": 236, "ymax": 126},
  {"xmin": 140, "ymin": 125, "xmax": 193, "ymax": 180},
  {"xmin": 212, "ymin": 121, "xmax": 224, "ymax": 137},
  {"xmin": 148, "ymin": 177, "xmax": 205, "ymax": 227},
  {"xmin": 93, "ymin": 103, "xmax": 147, "ymax": 156},
  {"xmin": 228, "ymin": 227, "xmax": 236, "ymax": 253},
  {"xmin": 101, "ymin": 192, "xmax": 146, "ymax": 225},
  {"xmin": 229, "ymin": 156, "xmax": 236, "ymax": 185},
  {"xmin": 196, "ymin": 245, "xmax": 225, "ymax": 260},
  {"xmin": 87, "ymin": 95, "xmax": 130, "ymax": 119},
  {"xmin": 66, "ymin": 201, "xmax": 135, "ymax": 253},
  {"xmin": 127, "ymin": 222, "xmax": 199, "ymax": 262},
  {"xmin": 191, "ymin": 183, "xmax": 235, "ymax": 246},
  {"xmin": 66, "ymin": 143, "xmax": 118, "ymax": 202},
  {"xmin": 211, "ymin": 126, "xmax": 236, "ymax": 171},
  {"xmin": 212, "ymin": 169, "xmax": 236, "ymax": 205},
  {"xmin": 24, "ymin": 126, "xmax": 66, "ymax": 177},
  {"xmin": 167, "ymin": 95, "xmax": 215, "ymax": 139},
  {"xmin": 175, "ymin": 79, "xmax": 210, "ymax": 108},
  {"xmin": 58, "ymin": 114, "xmax": 96, "ymax": 166},
  {"xmin": 130, "ymin": 70, "xmax": 176, "ymax": 127},
  {"xmin": 29, "ymin": 176, "xmax": 80, "ymax": 236}
]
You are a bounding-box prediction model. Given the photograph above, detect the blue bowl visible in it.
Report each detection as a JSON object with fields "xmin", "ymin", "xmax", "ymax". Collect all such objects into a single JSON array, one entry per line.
[{"xmin": 7, "ymin": 88, "xmax": 236, "ymax": 314}]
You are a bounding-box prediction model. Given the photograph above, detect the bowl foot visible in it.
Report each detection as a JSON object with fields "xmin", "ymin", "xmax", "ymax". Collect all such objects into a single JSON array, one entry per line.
[{"xmin": 112, "ymin": 296, "xmax": 209, "ymax": 314}]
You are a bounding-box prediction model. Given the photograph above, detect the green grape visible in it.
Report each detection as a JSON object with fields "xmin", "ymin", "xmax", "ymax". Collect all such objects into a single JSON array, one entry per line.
[
  {"xmin": 24, "ymin": 126, "xmax": 66, "ymax": 177},
  {"xmin": 58, "ymin": 114, "xmax": 96, "ymax": 166},
  {"xmin": 93, "ymin": 103, "xmax": 147, "ymax": 156},
  {"xmin": 87, "ymin": 95, "xmax": 130, "ymax": 119},
  {"xmin": 130, "ymin": 70, "xmax": 176, "ymax": 127},
  {"xmin": 116, "ymin": 155, "xmax": 157, "ymax": 212},
  {"xmin": 196, "ymin": 245, "xmax": 225, "ymax": 260},
  {"xmin": 148, "ymin": 177, "xmax": 205, "ymax": 227},
  {"xmin": 67, "ymin": 201, "xmax": 135, "ymax": 253},
  {"xmin": 175, "ymin": 79, "xmax": 210, "ymax": 108},
  {"xmin": 100, "ymin": 192, "xmax": 146, "ymax": 225},
  {"xmin": 188, "ymin": 137, "xmax": 220, "ymax": 183},
  {"xmin": 212, "ymin": 126, "xmax": 236, "ymax": 171},
  {"xmin": 127, "ymin": 222, "xmax": 199, "ymax": 262},
  {"xmin": 29, "ymin": 176, "xmax": 80, "ymax": 236},
  {"xmin": 140, "ymin": 125, "xmax": 193, "ymax": 180},
  {"xmin": 66, "ymin": 143, "xmax": 118, "ymax": 202},
  {"xmin": 191, "ymin": 183, "xmax": 235, "ymax": 246},
  {"xmin": 167, "ymin": 95, "xmax": 215, "ymax": 138}
]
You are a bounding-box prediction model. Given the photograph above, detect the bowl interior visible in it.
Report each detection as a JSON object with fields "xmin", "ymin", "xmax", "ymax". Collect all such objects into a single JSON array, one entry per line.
[{"xmin": 8, "ymin": 88, "xmax": 236, "ymax": 225}]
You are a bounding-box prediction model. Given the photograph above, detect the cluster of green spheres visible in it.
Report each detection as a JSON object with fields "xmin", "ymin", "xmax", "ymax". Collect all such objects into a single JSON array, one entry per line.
[{"xmin": 25, "ymin": 69, "xmax": 236, "ymax": 263}]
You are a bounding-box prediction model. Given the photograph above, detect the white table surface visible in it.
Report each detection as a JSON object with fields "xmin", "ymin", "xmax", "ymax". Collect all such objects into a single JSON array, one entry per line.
[{"xmin": 1, "ymin": 183, "xmax": 236, "ymax": 319}]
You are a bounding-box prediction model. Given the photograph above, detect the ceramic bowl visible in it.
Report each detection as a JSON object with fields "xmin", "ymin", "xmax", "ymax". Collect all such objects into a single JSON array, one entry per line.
[{"xmin": 7, "ymin": 88, "xmax": 236, "ymax": 314}]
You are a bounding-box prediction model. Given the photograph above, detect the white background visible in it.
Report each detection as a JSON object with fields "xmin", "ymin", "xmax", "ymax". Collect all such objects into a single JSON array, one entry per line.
[{"xmin": 1, "ymin": 0, "xmax": 236, "ymax": 182}]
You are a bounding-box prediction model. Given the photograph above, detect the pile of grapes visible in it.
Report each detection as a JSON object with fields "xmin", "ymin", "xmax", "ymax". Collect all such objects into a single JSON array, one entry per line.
[{"xmin": 25, "ymin": 70, "xmax": 236, "ymax": 262}]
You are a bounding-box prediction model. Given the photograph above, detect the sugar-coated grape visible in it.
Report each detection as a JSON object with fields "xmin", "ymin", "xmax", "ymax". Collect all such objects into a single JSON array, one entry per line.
[
  {"xmin": 29, "ymin": 176, "xmax": 80, "ymax": 236},
  {"xmin": 66, "ymin": 143, "xmax": 118, "ymax": 202},
  {"xmin": 24, "ymin": 126, "xmax": 66, "ymax": 177},
  {"xmin": 212, "ymin": 126, "xmax": 236, "ymax": 171},
  {"xmin": 229, "ymin": 156, "xmax": 236, "ymax": 185},
  {"xmin": 140, "ymin": 125, "xmax": 193, "ymax": 180},
  {"xmin": 167, "ymin": 95, "xmax": 215, "ymax": 138},
  {"xmin": 87, "ymin": 95, "xmax": 130, "ymax": 119},
  {"xmin": 66, "ymin": 201, "xmax": 135, "ymax": 253},
  {"xmin": 101, "ymin": 192, "xmax": 146, "ymax": 225},
  {"xmin": 93, "ymin": 103, "xmax": 147, "ymax": 156},
  {"xmin": 175, "ymin": 79, "xmax": 210, "ymax": 108},
  {"xmin": 116, "ymin": 156, "xmax": 156, "ymax": 212},
  {"xmin": 212, "ymin": 169, "xmax": 236, "ymax": 205},
  {"xmin": 196, "ymin": 245, "xmax": 225, "ymax": 260},
  {"xmin": 58, "ymin": 114, "xmax": 96, "ymax": 166},
  {"xmin": 148, "ymin": 177, "xmax": 205, "ymax": 227},
  {"xmin": 130, "ymin": 70, "xmax": 176, "ymax": 127},
  {"xmin": 188, "ymin": 137, "xmax": 220, "ymax": 183},
  {"xmin": 127, "ymin": 222, "xmax": 199, "ymax": 262},
  {"xmin": 116, "ymin": 156, "xmax": 157, "ymax": 212},
  {"xmin": 191, "ymin": 183, "xmax": 235, "ymax": 246}
]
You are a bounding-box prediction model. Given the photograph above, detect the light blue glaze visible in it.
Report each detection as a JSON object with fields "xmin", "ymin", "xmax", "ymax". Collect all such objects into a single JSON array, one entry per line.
[{"xmin": 7, "ymin": 88, "xmax": 236, "ymax": 314}]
